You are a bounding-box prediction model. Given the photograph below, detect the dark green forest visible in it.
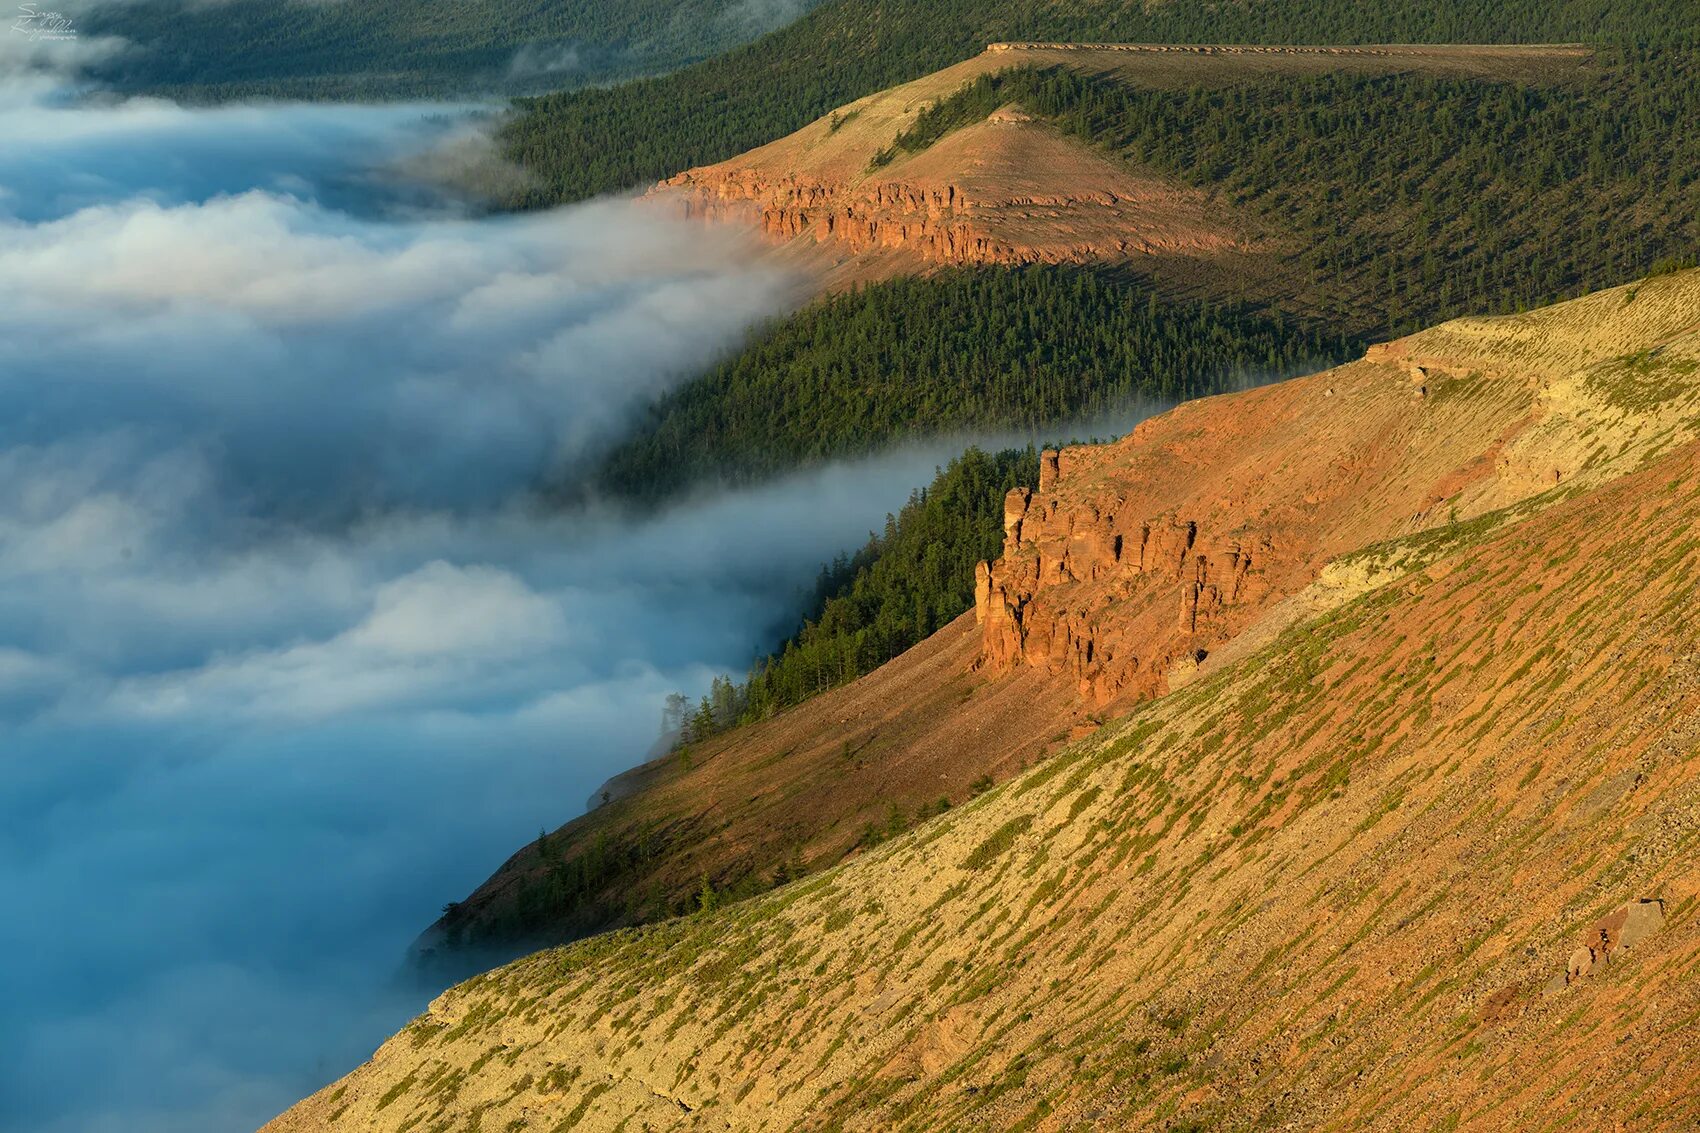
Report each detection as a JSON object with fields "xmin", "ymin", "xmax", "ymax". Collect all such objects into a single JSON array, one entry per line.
[
  {"xmin": 500, "ymin": 0, "xmax": 1700, "ymax": 206},
  {"xmin": 906, "ymin": 55, "xmax": 1700, "ymax": 335},
  {"xmin": 82, "ymin": 0, "xmax": 820, "ymax": 100},
  {"xmin": 678, "ymin": 447, "xmax": 1039, "ymax": 743},
  {"xmin": 598, "ymin": 267, "xmax": 1341, "ymax": 502}
]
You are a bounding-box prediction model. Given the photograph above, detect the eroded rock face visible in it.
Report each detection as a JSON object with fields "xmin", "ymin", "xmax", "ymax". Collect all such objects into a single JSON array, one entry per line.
[
  {"xmin": 652, "ymin": 94, "xmax": 1249, "ymax": 282},
  {"xmin": 663, "ymin": 170, "xmax": 1049, "ymax": 268},
  {"xmin": 975, "ymin": 450, "xmax": 1272, "ymax": 703},
  {"xmin": 970, "ymin": 267, "xmax": 1700, "ymax": 713}
]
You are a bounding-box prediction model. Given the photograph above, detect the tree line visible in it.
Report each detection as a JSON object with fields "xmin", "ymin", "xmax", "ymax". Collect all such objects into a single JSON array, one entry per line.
[
  {"xmin": 672, "ymin": 446, "xmax": 1036, "ymax": 744},
  {"xmin": 954, "ymin": 53, "xmax": 1700, "ymax": 335}
]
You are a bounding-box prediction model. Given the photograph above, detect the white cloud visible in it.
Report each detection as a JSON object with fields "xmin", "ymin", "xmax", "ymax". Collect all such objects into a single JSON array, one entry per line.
[
  {"xmin": 0, "ymin": 80, "xmax": 995, "ymax": 1133},
  {"xmin": 506, "ymin": 41, "xmax": 581, "ymax": 80},
  {"xmin": 348, "ymin": 562, "xmax": 566, "ymax": 658}
]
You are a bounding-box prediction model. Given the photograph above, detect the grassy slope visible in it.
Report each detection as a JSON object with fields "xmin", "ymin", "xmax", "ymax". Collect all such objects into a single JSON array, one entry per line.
[{"xmin": 272, "ymin": 346, "xmax": 1700, "ymax": 1128}]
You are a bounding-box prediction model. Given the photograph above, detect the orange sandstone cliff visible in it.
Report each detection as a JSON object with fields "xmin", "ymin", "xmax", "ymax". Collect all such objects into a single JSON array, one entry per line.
[{"xmin": 974, "ymin": 267, "xmax": 1700, "ymax": 706}]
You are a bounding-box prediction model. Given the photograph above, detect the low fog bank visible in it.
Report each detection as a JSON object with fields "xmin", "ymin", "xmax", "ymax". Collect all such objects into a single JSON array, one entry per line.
[
  {"xmin": 0, "ymin": 67, "xmax": 976, "ymax": 1133},
  {"xmin": 0, "ymin": 442, "xmax": 994, "ymax": 1133}
]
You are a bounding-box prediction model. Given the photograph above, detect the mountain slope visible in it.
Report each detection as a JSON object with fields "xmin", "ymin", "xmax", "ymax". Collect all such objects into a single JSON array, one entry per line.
[
  {"xmin": 976, "ymin": 265, "xmax": 1700, "ymax": 702},
  {"xmin": 653, "ymin": 43, "xmax": 1585, "ymax": 293},
  {"xmin": 268, "ymin": 276, "xmax": 1700, "ymax": 1130},
  {"xmin": 652, "ymin": 41, "xmax": 1700, "ymax": 337},
  {"xmin": 282, "ymin": 272, "xmax": 1700, "ymax": 1129},
  {"xmin": 382, "ymin": 267, "xmax": 1700, "ymax": 1022}
]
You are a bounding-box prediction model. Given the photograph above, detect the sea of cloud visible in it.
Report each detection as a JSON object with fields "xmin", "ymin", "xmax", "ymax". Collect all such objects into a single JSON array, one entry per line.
[{"xmin": 0, "ymin": 60, "xmax": 988, "ymax": 1133}]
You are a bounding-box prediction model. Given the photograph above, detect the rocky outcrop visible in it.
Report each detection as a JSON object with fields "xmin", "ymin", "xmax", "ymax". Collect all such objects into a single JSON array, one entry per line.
[
  {"xmin": 649, "ymin": 62, "xmax": 1250, "ymax": 282},
  {"xmin": 975, "ymin": 449, "xmax": 1271, "ymax": 702},
  {"xmin": 662, "ymin": 168, "xmax": 1109, "ymax": 268},
  {"xmin": 972, "ymin": 267, "xmax": 1700, "ymax": 713},
  {"xmin": 1551, "ymin": 899, "xmax": 1666, "ymax": 992}
]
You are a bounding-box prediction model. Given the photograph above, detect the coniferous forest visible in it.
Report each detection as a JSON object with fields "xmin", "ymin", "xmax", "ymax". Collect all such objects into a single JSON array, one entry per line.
[
  {"xmin": 81, "ymin": 0, "xmax": 816, "ymax": 100},
  {"xmin": 903, "ymin": 56, "xmax": 1700, "ymax": 335},
  {"xmin": 675, "ymin": 447, "xmax": 1038, "ymax": 744},
  {"xmin": 598, "ymin": 267, "xmax": 1340, "ymax": 503},
  {"xmin": 500, "ymin": 1, "xmax": 1700, "ymax": 207}
]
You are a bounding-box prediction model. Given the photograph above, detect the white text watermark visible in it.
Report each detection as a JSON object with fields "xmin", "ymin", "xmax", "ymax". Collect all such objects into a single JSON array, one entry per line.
[{"xmin": 11, "ymin": 3, "xmax": 77, "ymax": 41}]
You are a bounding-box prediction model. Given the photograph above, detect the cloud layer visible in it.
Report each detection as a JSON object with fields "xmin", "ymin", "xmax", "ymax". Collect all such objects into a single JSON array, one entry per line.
[{"xmin": 0, "ymin": 78, "xmax": 965, "ymax": 1133}]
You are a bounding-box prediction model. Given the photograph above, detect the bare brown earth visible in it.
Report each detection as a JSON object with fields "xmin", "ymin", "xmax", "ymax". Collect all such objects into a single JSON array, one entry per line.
[
  {"xmin": 976, "ymin": 260, "xmax": 1700, "ymax": 705},
  {"xmin": 650, "ymin": 42, "xmax": 1590, "ymax": 292},
  {"xmin": 273, "ymin": 270, "xmax": 1700, "ymax": 1131}
]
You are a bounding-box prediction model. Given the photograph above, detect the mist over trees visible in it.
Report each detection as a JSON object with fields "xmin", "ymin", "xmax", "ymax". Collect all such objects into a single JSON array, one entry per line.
[
  {"xmin": 668, "ymin": 446, "xmax": 1037, "ymax": 745},
  {"xmin": 599, "ymin": 267, "xmax": 1339, "ymax": 502}
]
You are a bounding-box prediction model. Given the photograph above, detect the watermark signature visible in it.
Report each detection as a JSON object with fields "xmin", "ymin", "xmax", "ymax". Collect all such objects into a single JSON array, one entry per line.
[{"xmin": 11, "ymin": 3, "xmax": 77, "ymax": 40}]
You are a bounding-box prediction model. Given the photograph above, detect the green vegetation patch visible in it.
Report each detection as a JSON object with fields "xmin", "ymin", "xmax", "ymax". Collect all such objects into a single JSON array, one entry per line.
[
  {"xmin": 677, "ymin": 446, "xmax": 1035, "ymax": 736},
  {"xmin": 963, "ymin": 815, "xmax": 1035, "ymax": 871},
  {"xmin": 894, "ymin": 54, "xmax": 1700, "ymax": 335}
]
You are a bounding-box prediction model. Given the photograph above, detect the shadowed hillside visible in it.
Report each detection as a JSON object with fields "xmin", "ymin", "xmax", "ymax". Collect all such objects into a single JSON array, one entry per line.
[{"xmin": 83, "ymin": 0, "xmax": 822, "ymax": 100}]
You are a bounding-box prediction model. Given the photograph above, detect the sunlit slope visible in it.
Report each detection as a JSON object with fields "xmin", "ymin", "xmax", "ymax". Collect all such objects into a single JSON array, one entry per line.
[
  {"xmin": 654, "ymin": 42, "xmax": 1587, "ymax": 292},
  {"xmin": 269, "ymin": 272, "xmax": 1700, "ymax": 1131},
  {"xmin": 976, "ymin": 265, "xmax": 1700, "ymax": 705},
  {"xmin": 271, "ymin": 426, "xmax": 1700, "ymax": 1132},
  {"xmin": 421, "ymin": 268, "xmax": 1700, "ymax": 969}
]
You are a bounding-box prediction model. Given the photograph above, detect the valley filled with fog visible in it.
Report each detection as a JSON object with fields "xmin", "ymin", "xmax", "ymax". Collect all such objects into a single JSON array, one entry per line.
[{"xmin": 0, "ymin": 63, "xmax": 998, "ymax": 1133}]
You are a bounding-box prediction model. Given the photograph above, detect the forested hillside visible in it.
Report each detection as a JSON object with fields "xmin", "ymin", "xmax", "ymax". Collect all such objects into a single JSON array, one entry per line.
[
  {"xmin": 83, "ymin": 0, "xmax": 820, "ymax": 100},
  {"xmin": 575, "ymin": 29, "xmax": 1695, "ymax": 773},
  {"xmin": 901, "ymin": 52, "xmax": 1700, "ymax": 335},
  {"xmin": 599, "ymin": 267, "xmax": 1338, "ymax": 501},
  {"xmin": 592, "ymin": 269, "xmax": 1330, "ymax": 735},
  {"xmin": 501, "ymin": 0, "xmax": 1700, "ymax": 205}
]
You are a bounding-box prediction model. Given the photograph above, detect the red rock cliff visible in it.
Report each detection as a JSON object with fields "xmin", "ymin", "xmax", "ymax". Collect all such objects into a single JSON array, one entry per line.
[{"xmin": 975, "ymin": 447, "xmax": 1274, "ymax": 703}]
